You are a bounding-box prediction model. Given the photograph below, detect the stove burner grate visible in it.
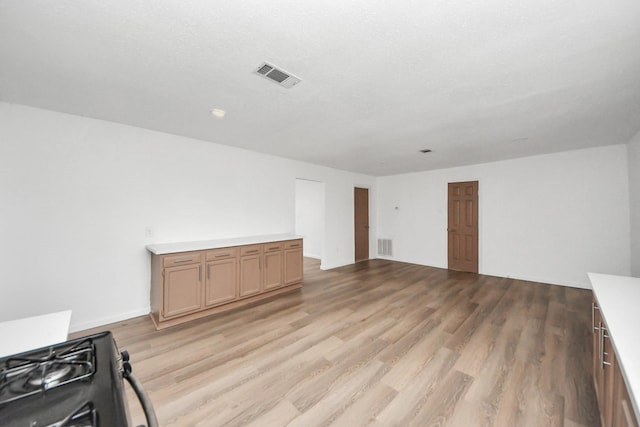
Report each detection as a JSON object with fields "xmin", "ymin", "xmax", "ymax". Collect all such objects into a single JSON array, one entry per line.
[
  {"xmin": 0, "ymin": 338, "xmax": 96, "ymax": 406},
  {"xmin": 43, "ymin": 400, "xmax": 97, "ymax": 427}
]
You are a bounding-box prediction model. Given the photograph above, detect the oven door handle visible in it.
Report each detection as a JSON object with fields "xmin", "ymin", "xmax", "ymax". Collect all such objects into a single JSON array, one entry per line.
[{"xmin": 123, "ymin": 370, "xmax": 159, "ymax": 427}]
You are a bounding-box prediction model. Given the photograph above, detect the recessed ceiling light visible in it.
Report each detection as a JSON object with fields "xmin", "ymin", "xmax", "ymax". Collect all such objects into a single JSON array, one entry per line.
[
  {"xmin": 210, "ymin": 108, "xmax": 226, "ymax": 118},
  {"xmin": 420, "ymin": 149, "xmax": 432, "ymax": 153}
]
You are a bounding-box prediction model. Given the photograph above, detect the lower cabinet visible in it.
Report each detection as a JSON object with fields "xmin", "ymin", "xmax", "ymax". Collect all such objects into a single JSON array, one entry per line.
[
  {"xmin": 163, "ymin": 263, "xmax": 203, "ymax": 318},
  {"xmin": 150, "ymin": 238, "xmax": 303, "ymax": 329},
  {"xmin": 239, "ymin": 245, "xmax": 262, "ymax": 297},
  {"xmin": 263, "ymin": 242, "xmax": 284, "ymax": 291},
  {"xmin": 284, "ymin": 240, "xmax": 303, "ymax": 285},
  {"xmin": 205, "ymin": 259, "xmax": 237, "ymax": 307},
  {"xmin": 614, "ymin": 359, "xmax": 639, "ymax": 427},
  {"xmin": 592, "ymin": 298, "xmax": 639, "ymax": 427}
]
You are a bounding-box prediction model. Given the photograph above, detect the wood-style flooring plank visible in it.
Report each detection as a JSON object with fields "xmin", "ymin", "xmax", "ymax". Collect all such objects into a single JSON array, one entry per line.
[{"xmin": 72, "ymin": 258, "xmax": 600, "ymax": 427}]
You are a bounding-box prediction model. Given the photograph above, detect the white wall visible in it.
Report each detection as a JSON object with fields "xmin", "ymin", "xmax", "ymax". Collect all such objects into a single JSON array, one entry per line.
[
  {"xmin": 376, "ymin": 145, "xmax": 631, "ymax": 288},
  {"xmin": 0, "ymin": 102, "xmax": 375, "ymax": 331},
  {"xmin": 628, "ymin": 131, "xmax": 640, "ymax": 277},
  {"xmin": 295, "ymin": 179, "xmax": 324, "ymax": 260}
]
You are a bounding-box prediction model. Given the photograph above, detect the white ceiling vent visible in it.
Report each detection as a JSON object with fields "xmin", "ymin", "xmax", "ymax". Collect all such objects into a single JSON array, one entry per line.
[{"xmin": 254, "ymin": 62, "xmax": 301, "ymax": 88}]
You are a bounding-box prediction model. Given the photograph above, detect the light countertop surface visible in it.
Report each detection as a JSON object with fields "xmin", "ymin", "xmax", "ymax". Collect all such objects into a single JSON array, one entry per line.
[
  {"xmin": 588, "ymin": 272, "xmax": 640, "ymax": 420},
  {"xmin": 0, "ymin": 310, "xmax": 72, "ymax": 357},
  {"xmin": 146, "ymin": 233, "xmax": 303, "ymax": 255}
]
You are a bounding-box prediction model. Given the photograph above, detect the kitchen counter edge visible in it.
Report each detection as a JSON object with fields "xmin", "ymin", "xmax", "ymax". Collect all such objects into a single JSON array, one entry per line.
[{"xmin": 146, "ymin": 233, "xmax": 303, "ymax": 255}]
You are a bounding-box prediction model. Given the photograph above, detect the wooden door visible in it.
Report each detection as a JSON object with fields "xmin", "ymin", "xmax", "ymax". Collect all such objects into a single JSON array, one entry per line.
[
  {"xmin": 354, "ymin": 187, "xmax": 369, "ymax": 262},
  {"xmin": 447, "ymin": 181, "xmax": 478, "ymax": 273}
]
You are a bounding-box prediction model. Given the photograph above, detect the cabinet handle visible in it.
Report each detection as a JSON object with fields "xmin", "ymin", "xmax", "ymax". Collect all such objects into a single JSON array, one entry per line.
[
  {"xmin": 199, "ymin": 265, "xmax": 202, "ymax": 282},
  {"xmin": 598, "ymin": 322, "xmax": 603, "ymax": 368},
  {"xmin": 173, "ymin": 258, "xmax": 193, "ymax": 263},
  {"xmin": 207, "ymin": 265, "xmax": 210, "ymax": 280},
  {"xmin": 259, "ymin": 257, "xmax": 261, "ymax": 270},
  {"xmin": 599, "ymin": 322, "xmax": 612, "ymax": 368},
  {"xmin": 269, "ymin": 247, "xmax": 279, "ymax": 251},
  {"xmin": 592, "ymin": 302, "xmax": 599, "ymax": 331},
  {"xmin": 289, "ymin": 244, "xmax": 300, "ymax": 248},
  {"xmin": 246, "ymin": 250, "xmax": 259, "ymax": 254},
  {"xmin": 602, "ymin": 327, "xmax": 611, "ymax": 367},
  {"xmin": 215, "ymin": 254, "xmax": 229, "ymax": 258}
]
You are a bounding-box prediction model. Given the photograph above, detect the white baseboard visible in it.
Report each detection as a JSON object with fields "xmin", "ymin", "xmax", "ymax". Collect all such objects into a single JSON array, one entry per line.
[
  {"xmin": 69, "ymin": 307, "xmax": 150, "ymax": 333},
  {"xmin": 373, "ymin": 257, "xmax": 591, "ymax": 289}
]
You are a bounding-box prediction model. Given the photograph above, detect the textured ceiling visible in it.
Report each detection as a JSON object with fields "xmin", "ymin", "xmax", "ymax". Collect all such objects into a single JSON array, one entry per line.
[{"xmin": 1, "ymin": 0, "xmax": 640, "ymax": 176}]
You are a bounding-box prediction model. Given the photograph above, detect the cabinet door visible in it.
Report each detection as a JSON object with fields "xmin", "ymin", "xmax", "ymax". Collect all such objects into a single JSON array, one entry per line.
[
  {"xmin": 602, "ymin": 335, "xmax": 615, "ymax": 427},
  {"xmin": 595, "ymin": 315, "xmax": 616, "ymax": 427},
  {"xmin": 205, "ymin": 259, "xmax": 237, "ymax": 307},
  {"xmin": 239, "ymin": 255, "xmax": 261, "ymax": 297},
  {"xmin": 613, "ymin": 361, "xmax": 639, "ymax": 427},
  {"xmin": 263, "ymin": 251, "xmax": 283, "ymax": 291},
  {"xmin": 284, "ymin": 248, "xmax": 303, "ymax": 285},
  {"xmin": 593, "ymin": 300, "xmax": 603, "ymax": 402},
  {"xmin": 163, "ymin": 264, "xmax": 202, "ymax": 318}
]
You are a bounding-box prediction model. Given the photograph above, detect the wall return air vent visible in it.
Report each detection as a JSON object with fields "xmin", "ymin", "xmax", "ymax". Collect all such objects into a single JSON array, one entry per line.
[
  {"xmin": 254, "ymin": 62, "xmax": 301, "ymax": 88},
  {"xmin": 377, "ymin": 239, "xmax": 393, "ymax": 257}
]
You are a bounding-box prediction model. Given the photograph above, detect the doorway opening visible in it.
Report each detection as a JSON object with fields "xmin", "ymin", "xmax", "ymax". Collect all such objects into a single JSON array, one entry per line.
[{"xmin": 295, "ymin": 179, "xmax": 325, "ymax": 270}]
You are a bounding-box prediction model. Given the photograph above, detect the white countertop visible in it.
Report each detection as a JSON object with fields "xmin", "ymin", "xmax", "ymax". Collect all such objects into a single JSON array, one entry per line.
[
  {"xmin": 0, "ymin": 310, "xmax": 72, "ymax": 357},
  {"xmin": 146, "ymin": 233, "xmax": 303, "ymax": 255},
  {"xmin": 588, "ymin": 272, "xmax": 640, "ymax": 420}
]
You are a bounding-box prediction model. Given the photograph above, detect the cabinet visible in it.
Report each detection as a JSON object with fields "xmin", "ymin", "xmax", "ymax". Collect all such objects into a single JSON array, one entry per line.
[
  {"xmin": 592, "ymin": 298, "xmax": 639, "ymax": 427},
  {"xmin": 163, "ymin": 263, "xmax": 202, "ymax": 318},
  {"xmin": 149, "ymin": 237, "xmax": 303, "ymax": 329},
  {"xmin": 205, "ymin": 247, "xmax": 238, "ymax": 307},
  {"xmin": 240, "ymin": 245, "xmax": 262, "ymax": 297},
  {"xmin": 284, "ymin": 240, "xmax": 303, "ymax": 285},
  {"xmin": 160, "ymin": 252, "xmax": 203, "ymax": 319},
  {"xmin": 614, "ymin": 359, "xmax": 639, "ymax": 427},
  {"xmin": 263, "ymin": 242, "xmax": 284, "ymax": 291}
]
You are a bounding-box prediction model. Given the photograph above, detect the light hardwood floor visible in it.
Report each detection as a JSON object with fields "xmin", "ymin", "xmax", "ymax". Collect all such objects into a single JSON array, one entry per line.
[{"xmin": 74, "ymin": 258, "xmax": 600, "ymax": 426}]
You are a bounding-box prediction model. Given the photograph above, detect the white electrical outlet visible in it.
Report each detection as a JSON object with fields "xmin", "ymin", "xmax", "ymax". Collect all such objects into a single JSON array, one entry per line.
[{"xmin": 145, "ymin": 226, "xmax": 153, "ymax": 238}]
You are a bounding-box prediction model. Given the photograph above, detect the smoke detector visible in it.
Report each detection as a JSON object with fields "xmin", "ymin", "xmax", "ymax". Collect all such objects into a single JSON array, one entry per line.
[{"xmin": 254, "ymin": 62, "xmax": 301, "ymax": 88}]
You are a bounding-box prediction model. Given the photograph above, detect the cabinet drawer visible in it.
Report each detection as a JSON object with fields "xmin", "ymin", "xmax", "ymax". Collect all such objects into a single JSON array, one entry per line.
[
  {"xmin": 284, "ymin": 239, "xmax": 302, "ymax": 249},
  {"xmin": 240, "ymin": 244, "xmax": 263, "ymax": 256},
  {"xmin": 163, "ymin": 252, "xmax": 202, "ymax": 267},
  {"xmin": 263, "ymin": 242, "xmax": 283, "ymax": 252},
  {"xmin": 206, "ymin": 247, "xmax": 238, "ymax": 261}
]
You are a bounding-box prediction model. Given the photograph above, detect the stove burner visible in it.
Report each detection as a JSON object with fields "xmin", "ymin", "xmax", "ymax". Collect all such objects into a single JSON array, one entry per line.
[
  {"xmin": 0, "ymin": 332, "xmax": 151, "ymax": 427},
  {"xmin": 0, "ymin": 338, "xmax": 95, "ymax": 406},
  {"xmin": 26, "ymin": 364, "xmax": 74, "ymax": 389},
  {"xmin": 43, "ymin": 401, "xmax": 97, "ymax": 427}
]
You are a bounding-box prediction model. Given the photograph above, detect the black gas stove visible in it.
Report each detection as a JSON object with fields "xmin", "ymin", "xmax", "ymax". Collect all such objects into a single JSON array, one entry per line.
[{"xmin": 0, "ymin": 331, "xmax": 157, "ymax": 427}]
